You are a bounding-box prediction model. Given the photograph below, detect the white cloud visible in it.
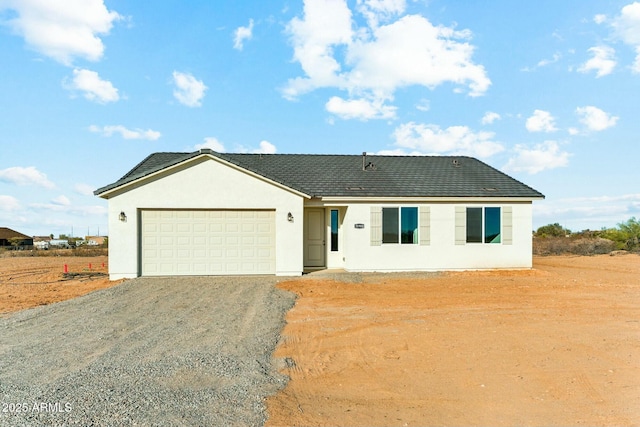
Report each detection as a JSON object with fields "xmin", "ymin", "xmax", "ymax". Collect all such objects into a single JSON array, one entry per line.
[
  {"xmin": 526, "ymin": 110, "xmax": 557, "ymax": 133},
  {"xmin": 237, "ymin": 140, "xmax": 278, "ymax": 154},
  {"xmin": 392, "ymin": 122, "xmax": 504, "ymax": 158},
  {"xmin": 74, "ymin": 183, "xmax": 95, "ymax": 196},
  {"xmin": 252, "ymin": 140, "xmax": 277, "ymax": 154},
  {"xmin": 325, "ymin": 96, "xmax": 397, "ymax": 120},
  {"xmin": 415, "ymin": 99, "xmax": 430, "ymax": 112},
  {"xmin": 0, "ymin": 195, "xmax": 20, "ymax": 211},
  {"xmin": 64, "ymin": 68, "xmax": 119, "ymax": 103},
  {"xmin": 576, "ymin": 106, "xmax": 619, "ymax": 131},
  {"xmin": 233, "ymin": 19, "xmax": 254, "ymax": 50},
  {"xmin": 577, "ymin": 46, "xmax": 616, "ymax": 77},
  {"xmin": 283, "ymin": 0, "xmax": 490, "ymax": 117},
  {"xmin": 172, "ymin": 71, "xmax": 207, "ymax": 107},
  {"xmin": 346, "ymin": 15, "xmax": 491, "ymax": 97},
  {"xmin": 503, "ymin": 141, "xmax": 570, "ymax": 174},
  {"xmin": 89, "ymin": 125, "xmax": 161, "ymax": 140},
  {"xmin": 534, "ymin": 193, "xmax": 640, "ymax": 230},
  {"xmin": 594, "ymin": 14, "xmax": 607, "ymax": 24},
  {"xmin": 536, "ymin": 52, "xmax": 562, "ymax": 68},
  {"xmin": 283, "ymin": 0, "xmax": 353, "ymax": 99},
  {"xmin": 29, "ymin": 201, "xmax": 107, "ymax": 216},
  {"xmin": 194, "ymin": 138, "xmax": 276, "ymax": 154},
  {"xmin": 0, "ymin": 166, "xmax": 55, "ymax": 188},
  {"xmin": 0, "ymin": 0, "xmax": 122, "ymax": 65},
  {"xmin": 51, "ymin": 195, "xmax": 71, "ymax": 206},
  {"xmin": 612, "ymin": 2, "xmax": 640, "ymax": 73},
  {"xmin": 481, "ymin": 111, "xmax": 501, "ymax": 125},
  {"xmin": 357, "ymin": 0, "xmax": 406, "ymax": 28},
  {"xmin": 194, "ymin": 137, "xmax": 226, "ymax": 152}
]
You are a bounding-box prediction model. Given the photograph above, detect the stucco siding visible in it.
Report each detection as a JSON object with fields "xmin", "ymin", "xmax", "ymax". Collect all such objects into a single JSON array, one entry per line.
[
  {"xmin": 341, "ymin": 202, "xmax": 533, "ymax": 272},
  {"xmin": 106, "ymin": 157, "xmax": 304, "ymax": 279}
]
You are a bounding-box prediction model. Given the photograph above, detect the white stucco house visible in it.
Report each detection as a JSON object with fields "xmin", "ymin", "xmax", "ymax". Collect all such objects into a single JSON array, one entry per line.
[{"xmin": 94, "ymin": 149, "xmax": 544, "ymax": 280}]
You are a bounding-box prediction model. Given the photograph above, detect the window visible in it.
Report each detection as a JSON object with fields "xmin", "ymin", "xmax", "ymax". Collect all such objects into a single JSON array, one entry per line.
[
  {"xmin": 382, "ymin": 207, "xmax": 418, "ymax": 244},
  {"xmin": 466, "ymin": 207, "xmax": 501, "ymax": 244},
  {"xmin": 330, "ymin": 209, "xmax": 339, "ymax": 251},
  {"xmin": 382, "ymin": 208, "xmax": 399, "ymax": 243}
]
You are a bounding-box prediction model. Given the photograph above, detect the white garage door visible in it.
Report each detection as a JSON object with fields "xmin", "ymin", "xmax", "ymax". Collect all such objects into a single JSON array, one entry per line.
[{"xmin": 141, "ymin": 210, "xmax": 275, "ymax": 276}]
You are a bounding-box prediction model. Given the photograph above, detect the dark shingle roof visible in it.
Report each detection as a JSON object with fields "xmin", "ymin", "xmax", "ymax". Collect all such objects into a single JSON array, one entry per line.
[{"xmin": 95, "ymin": 150, "xmax": 544, "ymax": 199}]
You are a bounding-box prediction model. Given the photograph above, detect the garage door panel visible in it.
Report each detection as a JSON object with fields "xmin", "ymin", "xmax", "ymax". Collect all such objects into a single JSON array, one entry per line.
[
  {"xmin": 242, "ymin": 248, "xmax": 255, "ymax": 257},
  {"xmin": 142, "ymin": 210, "xmax": 275, "ymax": 276},
  {"xmin": 176, "ymin": 223, "xmax": 191, "ymax": 233},
  {"xmin": 257, "ymin": 223, "xmax": 271, "ymax": 233}
]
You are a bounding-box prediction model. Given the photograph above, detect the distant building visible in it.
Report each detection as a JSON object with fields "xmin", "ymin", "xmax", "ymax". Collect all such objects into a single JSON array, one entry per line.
[
  {"xmin": 34, "ymin": 241, "xmax": 50, "ymax": 250},
  {"xmin": 0, "ymin": 227, "xmax": 34, "ymax": 249},
  {"xmin": 86, "ymin": 236, "xmax": 106, "ymax": 246},
  {"xmin": 49, "ymin": 239, "xmax": 70, "ymax": 248},
  {"xmin": 33, "ymin": 235, "xmax": 51, "ymax": 250}
]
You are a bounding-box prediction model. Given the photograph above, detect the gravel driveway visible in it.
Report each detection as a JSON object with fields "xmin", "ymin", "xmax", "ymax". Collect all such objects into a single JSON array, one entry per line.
[{"xmin": 0, "ymin": 276, "xmax": 296, "ymax": 426}]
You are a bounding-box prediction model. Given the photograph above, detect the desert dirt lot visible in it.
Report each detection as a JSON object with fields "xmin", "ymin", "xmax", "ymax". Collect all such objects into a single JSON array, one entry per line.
[
  {"xmin": 1, "ymin": 255, "xmax": 639, "ymax": 426},
  {"xmin": 267, "ymin": 255, "xmax": 640, "ymax": 427},
  {"xmin": 0, "ymin": 255, "xmax": 117, "ymax": 315}
]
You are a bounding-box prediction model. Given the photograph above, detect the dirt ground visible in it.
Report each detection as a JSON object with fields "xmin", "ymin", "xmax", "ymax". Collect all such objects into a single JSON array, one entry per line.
[
  {"xmin": 0, "ymin": 255, "xmax": 119, "ymax": 315},
  {"xmin": 1, "ymin": 254, "xmax": 638, "ymax": 426},
  {"xmin": 267, "ymin": 255, "xmax": 640, "ymax": 427}
]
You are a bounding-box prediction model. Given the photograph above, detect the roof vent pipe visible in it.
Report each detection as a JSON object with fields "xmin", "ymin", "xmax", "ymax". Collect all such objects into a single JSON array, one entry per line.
[{"xmin": 362, "ymin": 152, "xmax": 366, "ymax": 171}]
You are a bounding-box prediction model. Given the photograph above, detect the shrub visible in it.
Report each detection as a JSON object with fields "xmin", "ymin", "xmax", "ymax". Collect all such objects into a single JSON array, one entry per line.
[
  {"xmin": 535, "ymin": 223, "xmax": 571, "ymax": 238},
  {"xmin": 569, "ymin": 238, "xmax": 616, "ymax": 256},
  {"xmin": 533, "ymin": 236, "xmax": 571, "ymax": 255},
  {"xmin": 533, "ymin": 236, "xmax": 616, "ymax": 256}
]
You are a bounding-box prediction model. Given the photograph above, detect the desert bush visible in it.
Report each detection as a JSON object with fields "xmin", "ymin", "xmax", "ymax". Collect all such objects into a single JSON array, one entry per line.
[
  {"xmin": 0, "ymin": 247, "xmax": 108, "ymax": 258},
  {"xmin": 597, "ymin": 217, "xmax": 640, "ymax": 252},
  {"xmin": 569, "ymin": 238, "xmax": 616, "ymax": 255},
  {"xmin": 533, "ymin": 236, "xmax": 615, "ymax": 256},
  {"xmin": 535, "ymin": 223, "xmax": 571, "ymax": 238},
  {"xmin": 532, "ymin": 236, "xmax": 571, "ymax": 255}
]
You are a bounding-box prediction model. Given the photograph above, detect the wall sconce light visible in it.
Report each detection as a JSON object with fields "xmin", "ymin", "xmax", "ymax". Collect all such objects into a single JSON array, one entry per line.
[
  {"xmin": 119, "ymin": 211, "xmax": 127, "ymax": 222},
  {"xmin": 287, "ymin": 212, "xmax": 294, "ymax": 222}
]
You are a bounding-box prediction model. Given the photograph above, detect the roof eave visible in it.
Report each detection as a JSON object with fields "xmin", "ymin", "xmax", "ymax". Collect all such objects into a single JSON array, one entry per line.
[
  {"xmin": 95, "ymin": 152, "xmax": 311, "ymax": 199},
  {"xmin": 312, "ymin": 195, "xmax": 545, "ymax": 203}
]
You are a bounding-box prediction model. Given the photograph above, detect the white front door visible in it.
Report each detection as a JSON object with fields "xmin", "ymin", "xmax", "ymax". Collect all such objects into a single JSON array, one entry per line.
[{"xmin": 304, "ymin": 208, "xmax": 325, "ymax": 267}]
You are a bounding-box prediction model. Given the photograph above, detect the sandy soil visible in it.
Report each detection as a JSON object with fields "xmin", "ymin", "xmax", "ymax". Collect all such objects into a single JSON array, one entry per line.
[
  {"xmin": 267, "ymin": 255, "xmax": 640, "ymax": 427},
  {"xmin": 0, "ymin": 256, "xmax": 120, "ymax": 315}
]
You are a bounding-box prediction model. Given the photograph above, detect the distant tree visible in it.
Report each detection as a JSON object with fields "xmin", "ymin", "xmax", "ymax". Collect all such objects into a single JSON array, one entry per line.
[
  {"xmin": 599, "ymin": 228, "xmax": 628, "ymax": 250},
  {"xmin": 8, "ymin": 237, "xmax": 23, "ymax": 250},
  {"xmin": 618, "ymin": 217, "xmax": 640, "ymax": 251},
  {"xmin": 535, "ymin": 223, "xmax": 570, "ymax": 238},
  {"xmin": 598, "ymin": 217, "xmax": 640, "ymax": 251},
  {"xmin": 49, "ymin": 233, "xmax": 54, "ymax": 239}
]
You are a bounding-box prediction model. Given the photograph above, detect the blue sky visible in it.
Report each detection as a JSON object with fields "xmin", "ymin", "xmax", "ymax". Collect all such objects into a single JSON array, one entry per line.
[{"xmin": 1, "ymin": 0, "xmax": 639, "ymax": 238}]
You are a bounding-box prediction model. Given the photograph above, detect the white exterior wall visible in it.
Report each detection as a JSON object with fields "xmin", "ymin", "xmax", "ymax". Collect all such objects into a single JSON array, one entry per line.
[
  {"xmin": 340, "ymin": 201, "xmax": 534, "ymax": 271},
  {"xmin": 105, "ymin": 157, "xmax": 304, "ymax": 279}
]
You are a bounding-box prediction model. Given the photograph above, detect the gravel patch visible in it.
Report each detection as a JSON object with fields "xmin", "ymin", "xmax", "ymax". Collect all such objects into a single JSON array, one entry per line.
[{"xmin": 0, "ymin": 276, "xmax": 296, "ymax": 426}]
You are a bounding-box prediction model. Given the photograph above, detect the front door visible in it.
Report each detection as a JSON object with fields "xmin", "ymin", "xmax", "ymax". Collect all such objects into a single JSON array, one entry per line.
[{"xmin": 304, "ymin": 208, "xmax": 325, "ymax": 267}]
